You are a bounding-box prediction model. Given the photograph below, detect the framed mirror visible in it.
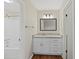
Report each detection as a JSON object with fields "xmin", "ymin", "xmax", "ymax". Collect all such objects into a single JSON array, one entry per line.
[{"xmin": 40, "ymin": 18, "xmax": 57, "ymax": 31}]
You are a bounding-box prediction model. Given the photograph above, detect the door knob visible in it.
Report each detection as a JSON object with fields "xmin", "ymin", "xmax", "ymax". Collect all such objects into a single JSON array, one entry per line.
[{"xmin": 66, "ymin": 14, "xmax": 68, "ymax": 17}]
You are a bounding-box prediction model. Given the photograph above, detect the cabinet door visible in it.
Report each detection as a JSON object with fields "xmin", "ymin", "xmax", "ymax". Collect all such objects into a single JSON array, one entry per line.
[
  {"xmin": 33, "ymin": 38, "xmax": 49, "ymax": 54},
  {"xmin": 41, "ymin": 38, "xmax": 50, "ymax": 54},
  {"xmin": 33, "ymin": 38, "xmax": 42, "ymax": 53}
]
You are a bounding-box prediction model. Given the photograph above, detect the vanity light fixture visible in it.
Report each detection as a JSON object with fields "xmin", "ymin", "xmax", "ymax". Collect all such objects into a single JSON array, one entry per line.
[
  {"xmin": 42, "ymin": 14, "xmax": 54, "ymax": 19},
  {"xmin": 50, "ymin": 14, "xmax": 54, "ymax": 18},
  {"xmin": 43, "ymin": 14, "xmax": 47, "ymax": 18}
]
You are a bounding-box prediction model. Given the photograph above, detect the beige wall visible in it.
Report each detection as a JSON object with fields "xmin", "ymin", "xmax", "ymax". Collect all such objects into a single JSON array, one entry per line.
[{"xmin": 22, "ymin": 0, "xmax": 37, "ymax": 59}]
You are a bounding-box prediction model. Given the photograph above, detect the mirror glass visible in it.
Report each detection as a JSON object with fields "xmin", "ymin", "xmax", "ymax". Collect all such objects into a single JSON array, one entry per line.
[{"xmin": 40, "ymin": 18, "xmax": 57, "ymax": 31}]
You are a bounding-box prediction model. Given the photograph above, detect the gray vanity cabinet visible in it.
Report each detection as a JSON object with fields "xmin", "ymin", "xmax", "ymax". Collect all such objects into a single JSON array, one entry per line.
[{"xmin": 32, "ymin": 36, "xmax": 64, "ymax": 55}]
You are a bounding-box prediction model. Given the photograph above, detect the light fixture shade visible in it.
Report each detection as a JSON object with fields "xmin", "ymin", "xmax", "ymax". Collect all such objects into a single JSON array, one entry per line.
[
  {"xmin": 50, "ymin": 15, "xmax": 54, "ymax": 18},
  {"xmin": 42, "ymin": 13, "xmax": 54, "ymax": 19},
  {"xmin": 42, "ymin": 14, "xmax": 46, "ymax": 18},
  {"xmin": 47, "ymin": 14, "xmax": 50, "ymax": 18}
]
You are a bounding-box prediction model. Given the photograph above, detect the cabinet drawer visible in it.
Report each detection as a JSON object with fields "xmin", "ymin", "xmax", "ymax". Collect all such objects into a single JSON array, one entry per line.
[
  {"xmin": 51, "ymin": 42, "xmax": 63, "ymax": 47},
  {"xmin": 50, "ymin": 46, "xmax": 63, "ymax": 54},
  {"xmin": 50, "ymin": 39, "xmax": 62, "ymax": 43}
]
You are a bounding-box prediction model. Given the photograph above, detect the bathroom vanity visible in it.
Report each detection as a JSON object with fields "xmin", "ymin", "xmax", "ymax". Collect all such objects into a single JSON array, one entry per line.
[{"xmin": 32, "ymin": 34, "xmax": 64, "ymax": 55}]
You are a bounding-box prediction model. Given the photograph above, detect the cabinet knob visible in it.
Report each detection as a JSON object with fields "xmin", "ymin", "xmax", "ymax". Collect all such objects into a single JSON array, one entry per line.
[
  {"xmin": 40, "ymin": 43, "xmax": 43, "ymax": 46},
  {"xmin": 18, "ymin": 38, "xmax": 21, "ymax": 41}
]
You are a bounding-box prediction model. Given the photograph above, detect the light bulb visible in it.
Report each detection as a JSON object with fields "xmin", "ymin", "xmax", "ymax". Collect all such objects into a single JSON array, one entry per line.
[
  {"xmin": 43, "ymin": 14, "xmax": 46, "ymax": 18},
  {"xmin": 47, "ymin": 14, "xmax": 49, "ymax": 18},
  {"xmin": 50, "ymin": 15, "xmax": 54, "ymax": 18}
]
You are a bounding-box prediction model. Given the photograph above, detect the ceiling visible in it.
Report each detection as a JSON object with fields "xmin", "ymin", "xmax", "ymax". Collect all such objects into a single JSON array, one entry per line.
[{"xmin": 31, "ymin": 0, "xmax": 65, "ymax": 10}]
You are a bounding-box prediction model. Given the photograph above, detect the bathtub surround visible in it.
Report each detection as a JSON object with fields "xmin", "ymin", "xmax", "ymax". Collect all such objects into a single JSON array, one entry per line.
[{"xmin": 4, "ymin": 0, "xmax": 26, "ymax": 59}]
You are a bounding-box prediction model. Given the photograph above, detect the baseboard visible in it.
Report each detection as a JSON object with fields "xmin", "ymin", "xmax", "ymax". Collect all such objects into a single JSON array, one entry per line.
[{"xmin": 29, "ymin": 54, "xmax": 33, "ymax": 59}]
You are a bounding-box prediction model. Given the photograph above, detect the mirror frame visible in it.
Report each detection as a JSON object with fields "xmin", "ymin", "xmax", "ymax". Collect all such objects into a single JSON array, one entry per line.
[{"xmin": 40, "ymin": 18, "xmax": 57, "ymax": 31}]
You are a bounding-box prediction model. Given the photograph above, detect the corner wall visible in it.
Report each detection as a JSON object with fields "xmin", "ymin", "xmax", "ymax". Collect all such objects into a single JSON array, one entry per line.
[{"xmin": 22, "ymin": 0, "xmax": 37, "ymax": 59}]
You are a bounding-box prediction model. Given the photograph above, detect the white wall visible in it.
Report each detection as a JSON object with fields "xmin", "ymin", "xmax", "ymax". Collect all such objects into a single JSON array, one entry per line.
[
  {"xmin": 31, "ymin": 0, "xmax": 65, "ymax": 10},
  {"xmin": 22, "ymin": 0, "xmax": 37, "ymax": 59}
]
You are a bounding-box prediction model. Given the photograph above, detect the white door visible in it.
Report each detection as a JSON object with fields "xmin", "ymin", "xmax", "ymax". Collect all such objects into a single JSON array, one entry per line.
[{"xmin": 64, "ymin": 2, "xmax": 73, "ymax": 59}]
